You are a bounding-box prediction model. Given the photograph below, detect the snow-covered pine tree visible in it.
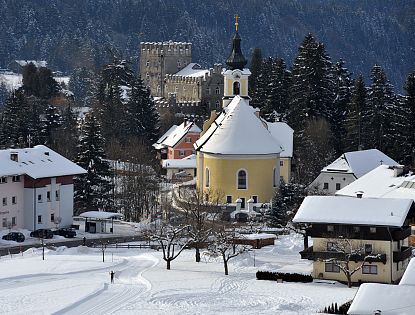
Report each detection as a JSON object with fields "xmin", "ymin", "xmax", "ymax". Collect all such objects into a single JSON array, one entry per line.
[
  {"xmin": 400, "ymin": 71, "xmax": 415, "ymax": 166},
  {"xmin": 41, "ymin": 104, "xmax": 62, "ymax": 147},
  {"xmin": 250, "ymin": 56, "xmax": 272, "ymax": 110},
  {"xmin": 248, "ymin": 47, "xmax": 262, "ymax": 92},
  {"xmin": 344, "ymin": 74, "xmax": 368, "ymax": 151},
  {"xmin": 0, "ymin": 82, "xmax": 9, "ymax": 111},
  {"xmin": 125, "ymin": 77, "xmax": 160, "ymax": 144},
  {"xmin": 95, "ymin": 58, "xmax": 134, "ymax": 144},
  {"xmin": 331, "ymin": 59, "xmax": 352, "ymax": 156},
  {"xmin": 367, "ymin": 65, "xmax": 398, "ymax": 157},
  {"xmin": 0, "ymin": 91, "xmax": 21, "ymax": 148},
  {"xmin": 288, "ymin": 33, "xmax": 335, "ymax": 133},
  {"xmin": 68, "ymin": 67, "xmax": 95, "ymax": 107},
  {"xmin": 53, "ymin": 105, "xmax": 79, "ymax": 160},
  {"xmin": 74, "ymin": 112, "xmax": 114, "ymax": 214}
]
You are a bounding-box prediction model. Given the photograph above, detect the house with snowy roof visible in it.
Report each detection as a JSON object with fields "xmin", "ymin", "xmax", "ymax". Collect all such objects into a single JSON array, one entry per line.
[
  {"xmin": 162, "ymin": 154, "xmax": 196, "ymax": 181},
  {"xmin": 194, "ymin": 22, "xmax": 289, "ymax": 209},
  {"xmin": 309, "ymin": 149, "xmax": 398, "ymax": 194},
  {"xmin": 348, "ymin": 257, "xmax": 415, "ymax": 314},
  {"xmin": 153, "ymin": 119, "xmax": 201, "ymax": 160},
  {"xmin": 293, "ymin": 196, "xmax": 413, "ymax": 284},
  {"xmin": 0, "ymin": 145, "xmax": 86, "ymax": 231}
]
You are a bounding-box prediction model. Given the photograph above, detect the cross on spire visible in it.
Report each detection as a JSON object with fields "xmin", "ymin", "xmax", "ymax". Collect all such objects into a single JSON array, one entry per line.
[{"xmin": 234, "ymin": 14, "xmax": 239, "ymax": 32}]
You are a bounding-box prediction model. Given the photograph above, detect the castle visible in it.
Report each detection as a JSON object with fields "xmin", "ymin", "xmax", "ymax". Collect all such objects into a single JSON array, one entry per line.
[{"xmin": 139, "ymin": 41, "xmax": 223, "ymax": 113}]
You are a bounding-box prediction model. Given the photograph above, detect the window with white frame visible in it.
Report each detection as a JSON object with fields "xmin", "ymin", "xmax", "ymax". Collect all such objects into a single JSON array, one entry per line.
[
  {"xmin": 237, "ymin": 170, "xmax": 247, "ymax": 189},
  {"xmin": 47, "ymin": 191, "xmax": 51, "ymax": 202},
  {"xmin": 226, "ymin": 195, "xmax": 232, "ymax": 203},
  {"xmin": 0, "ymin": 177, "xmax": 7, "ymax": 184},
  {"xmin": 179, "ymin": 149, "xmax": 185, "ymax": 156},
  {"xmin": 327, "ymin": 242, "xmax": 336, "ymax": 251},
  {"xmin": 55, "ymin": 190, "xmax": 60, "ymax": 201},
  {"xmin": 185, "ymin": 137, "xmax": 192, "ymax": 143},
  {"xmin": 37, "ymin": 215, "xmax": 42, "ymax": 224},
  {"xmin": 215, "ymin": 86, "xmax": 220, "ymax": 94},
  {"xmin": 38, "ymin": 194, "xmax": 42, "ymax": 203},
  {"xmin": 12, "ymin": 175, "xmax": 20, "ymax": 182},
  {"xmin": 2, "ymin": 197, "xmax": 6, "ymax": 206},
  {"xmin": 11, "ymin": 217, "xmax": 16, "ymax": 226},
  {"xmin": 51, "ymin": 213, "xmax": 55, "ymax": 222},
  {"xmin": 280, "ymin": 160, "xmax": 284, "ymax": 166},
  {"xmin": 323, "ymin": 182, "xmax": 329, "ymax": 190},
  {"xmin": 12, "ymin": 196, "xmax": 16, "ymax": 204}
]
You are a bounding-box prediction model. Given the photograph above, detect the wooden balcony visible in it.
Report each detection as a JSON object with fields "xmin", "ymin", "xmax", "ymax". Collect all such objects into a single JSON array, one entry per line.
[
  {"xmin": 393, "ymin": 246, "xmax": 412, "ymax": 262},
  {"xmin": 392, "ymin": 226, "xmax": 411, "ymax": 241},
  {"xmin": 299, "ymin": 246, "xmax": 387, "ymax": 264}
]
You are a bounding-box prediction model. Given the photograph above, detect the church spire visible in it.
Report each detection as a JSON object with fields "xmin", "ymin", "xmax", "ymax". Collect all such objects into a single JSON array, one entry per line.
[{"xmin": 225, "ymin": 15, "xmax": 247, "ymax": 70}]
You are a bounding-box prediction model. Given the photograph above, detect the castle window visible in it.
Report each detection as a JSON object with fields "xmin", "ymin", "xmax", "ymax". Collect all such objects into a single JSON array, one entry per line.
[
  {"xmin": 237, "ymin": 170, "xmax": 247, "ymax": 189},
  {"xmin": 206, "ymin": 87, "xmax": 211, "ymax": 95},
  {"xmin": 205, "ymin": 168, "xmax": 210, "ymax": 188},
  {"xmin": 157, "ymin": 85, "xmax": 161, "ymax": 92},
  {"xmin": 215, "ymin": 100, "xmax": 220, "ymax": 108},
  {"xmin": 215, "ymin": 87, "xmax": 220, "ymax": 95},
  {"xmin": 146, "ymin": 73, "xmax": 150, "ymax": 79},
  {"xmin": 233, "ymin": 81, "xmax": 240, "ymax": 95},
  {"xmin": 146, "ymin": 60, "xmax": 150, "ymax": 67},
  {"xmin": 193, "ymin": 87, "xmax": 197, "ymax": 95}
]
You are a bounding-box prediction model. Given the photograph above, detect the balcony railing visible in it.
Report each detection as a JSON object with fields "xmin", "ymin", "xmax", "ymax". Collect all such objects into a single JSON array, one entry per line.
[
  {"xmin": 392, "ymin": 227, "xmax": 411, "ymax": 241},
  {"xmin": 393, "ymin": 246, "xmax": 412, "ymax": 262},
  {"xmin": 299, "ymin": 246, "xmax": 387, "ymax": 264}
]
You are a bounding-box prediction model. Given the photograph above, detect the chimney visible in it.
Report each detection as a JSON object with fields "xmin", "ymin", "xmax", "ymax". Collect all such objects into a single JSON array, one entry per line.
[
  {"xmin": 393, "ymin": 165, "xmax": 404, "ymax": 177},
  {"xmin": 356, "ymin": 191, "xmax": 364, "ymax": 198},
  {"xmin": 10, "ymin": 152, "xmax": 18, "ymax": 162}
]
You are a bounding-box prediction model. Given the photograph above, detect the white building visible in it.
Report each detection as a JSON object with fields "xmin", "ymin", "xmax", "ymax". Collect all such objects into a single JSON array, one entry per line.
[
  {"xmin": 0, "ymin": 145, "xmax": 86, "ymax": 231},
  {"xmin": 309, "ymin": 149, "xmax": 398, "ymax": 194}
]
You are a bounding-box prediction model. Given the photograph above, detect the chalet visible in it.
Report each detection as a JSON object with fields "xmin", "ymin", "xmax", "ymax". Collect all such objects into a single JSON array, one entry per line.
[
  {"xmin": 153, "ymin": 120, "xmax": 201, "ymax": 160},
  {"xmin": 0, "ymin": 145, "xmax": 86, "ymax": 231},
  {"xmin": 309, "ymin": 149, "xmax": 398, "ymax": 194},
  {"xmin": 293, "ymin": 196, "xmax": 413, "ymax": 284}
]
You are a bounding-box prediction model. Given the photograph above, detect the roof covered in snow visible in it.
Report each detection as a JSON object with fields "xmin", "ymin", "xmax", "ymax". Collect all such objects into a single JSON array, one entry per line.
[
  {"xmin": 79, "ymin": 211, "xmax": 124, "ymax": 220},
  {"xmin": 0, "ymin": 145, "xmax": 86, "ymax": 179},
  {"xmin": 322, "ymin": 149, "xmax": 398, "ymax": 178},
  {"xmin": 14, "ymin": 60, "xmax": 47, "ymax": 68},
  {"xmin": 153, "ymin": 121, "xmax": 201, "ymax": 150},
  {"xmin": 267, "ymin": 122, "xmax": 294, "ymax": 158},
  {"xmin": 173, "ymin": 63, "xmax": 209, "ymax": 78},
  {"xmin": 194, "ymin": 96, "xmax": 283, "ymax": 155},
  {"xmin": 336, "ymin": 165, "xmax": 415, "ymax": 200},
  {"xmin": 162, "ymin": 154, "xmax": 196, "ymax": 169},
  {"xmin": 349, "ymin": 258, "xmax": 415, "ymax": 314},
  {"xmin": 293, "ymin": 196, "xmax": 413, "ymax": 227}
]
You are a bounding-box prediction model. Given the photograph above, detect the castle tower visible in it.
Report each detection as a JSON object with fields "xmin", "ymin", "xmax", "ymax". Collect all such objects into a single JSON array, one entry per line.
[
  {"xmin": 139, "ymin": 41, "xmax": 192, "ymax": 97},
  {"xmin": 222, "ymin": 15, "xmax": 251, "ymax": 108}
]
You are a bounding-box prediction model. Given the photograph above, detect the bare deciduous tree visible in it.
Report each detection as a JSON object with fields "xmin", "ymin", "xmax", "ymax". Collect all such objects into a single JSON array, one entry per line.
[
  {"xmin": 174, "ymin": 187, "xmax": 223, "ymax": 262},
  {"xmin": 323, "ymin": 237, "xmax": 383, "ymax": 288},
  {"xmin": 150, "ymin": 224, "xmax": 192, "ymax": 270},
  {"xmin": 209, "ymin": 226, "xmax": 249, "ymax": 275}
]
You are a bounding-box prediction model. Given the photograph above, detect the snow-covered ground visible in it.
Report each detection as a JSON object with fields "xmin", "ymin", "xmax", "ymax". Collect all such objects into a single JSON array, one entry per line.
[{"xmin": 0, "ymin": 234, "xmax": 356, "ymax": 314}]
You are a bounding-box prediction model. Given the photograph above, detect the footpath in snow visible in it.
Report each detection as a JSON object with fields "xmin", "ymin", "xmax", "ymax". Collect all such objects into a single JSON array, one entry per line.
[{"xmin": 0, "ymin": 234, "xmax": 356, "ymax": 315}]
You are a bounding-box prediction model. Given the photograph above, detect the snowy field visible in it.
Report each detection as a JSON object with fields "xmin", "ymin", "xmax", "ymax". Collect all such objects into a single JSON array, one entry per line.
[{"xmin": 0, "ymin": 234, "xmax": 356, "ymax": 314}]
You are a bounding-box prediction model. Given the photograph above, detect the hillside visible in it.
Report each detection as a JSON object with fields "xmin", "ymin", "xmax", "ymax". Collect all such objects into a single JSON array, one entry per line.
[{"xmin": 0, "ymin": 0, "xmax": 413, "ymax": 90}]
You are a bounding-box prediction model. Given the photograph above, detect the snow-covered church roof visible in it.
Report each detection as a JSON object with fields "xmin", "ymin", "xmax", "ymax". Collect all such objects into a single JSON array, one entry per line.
[
  {"xmin": 322, "ymin": 149, "xmax": 398, "ymax": 178},
  {"xmin": 0, "ymin": 145, "xmax": 86, "ymax": 179},
  {"xmin": 293, "ymin": 195, "xmax": 413, "ymax": 227},
  {"xmin": 153, "ymin": 121, "xmax": 201, "ymax": 150},
  {"xmin": 267, "ymin": 122, "xmax": 293, "ymax": 158},
  {"xmin": 194, "ymin": 96, "xmax": 283, "ymax": 155}
]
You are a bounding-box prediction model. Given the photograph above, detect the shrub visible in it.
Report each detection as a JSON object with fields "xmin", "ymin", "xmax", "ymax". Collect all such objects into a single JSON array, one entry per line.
[
  {"xmin": 322, "ymin": 300, "xmax": 352, "ymax": 314},
  {"xmin": 256, "ymin": 270, "xmax": 313, "ymax": 283}
]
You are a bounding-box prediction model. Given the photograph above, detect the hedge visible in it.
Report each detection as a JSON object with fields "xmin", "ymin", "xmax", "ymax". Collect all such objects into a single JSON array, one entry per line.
[{"xmin": 256, "ymin": 270, "xmax": 313, "ymax": 283}]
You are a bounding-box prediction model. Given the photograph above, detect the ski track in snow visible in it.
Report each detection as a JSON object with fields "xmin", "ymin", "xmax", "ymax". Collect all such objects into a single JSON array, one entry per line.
[{"xmin": 54, "ymin": 254, "xmax": 159, "ymax": 315}]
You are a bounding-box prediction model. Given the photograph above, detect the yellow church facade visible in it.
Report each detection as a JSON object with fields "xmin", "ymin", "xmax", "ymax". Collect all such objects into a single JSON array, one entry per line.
[{"xmin": 194, "ymin": 22, "xmax": 292, "ymax": 208}]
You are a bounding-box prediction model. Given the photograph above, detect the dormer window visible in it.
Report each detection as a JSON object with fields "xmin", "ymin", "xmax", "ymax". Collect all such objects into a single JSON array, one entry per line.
[{"xmin": 10, "ymin": 153, "xmax": 18, "ymax": 162}]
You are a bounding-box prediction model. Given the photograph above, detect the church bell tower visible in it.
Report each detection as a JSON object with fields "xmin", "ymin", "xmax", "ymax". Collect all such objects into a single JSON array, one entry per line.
[{"xmin": 222, "ymin": 15, "xmax": 251, "ymax": 108}]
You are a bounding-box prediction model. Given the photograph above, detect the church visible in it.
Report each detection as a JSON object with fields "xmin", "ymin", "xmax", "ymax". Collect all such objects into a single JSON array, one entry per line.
[{"xmin": 194, "ymin": 18, "xmax": 290, "ymax": 208}]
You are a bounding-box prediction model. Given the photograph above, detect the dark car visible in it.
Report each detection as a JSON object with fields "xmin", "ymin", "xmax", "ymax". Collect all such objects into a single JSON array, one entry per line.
[
  {"xmin": 2, "ymin": 232, "xmax": 25, "ymax": 242},
  {"xmin": 53, "ymin": 228, "xmax": 76, "ymax": 238},
  {"xmin": 30, "ymin": 229, "xmax": 54, "ymax": 239}
]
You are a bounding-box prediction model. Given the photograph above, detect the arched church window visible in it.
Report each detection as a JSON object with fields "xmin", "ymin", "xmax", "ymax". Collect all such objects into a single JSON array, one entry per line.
[
  {"xmin": 237, "ymin": 170, "xmax": 247, "ymax": 189},
  {"xmin": 233, "ymin": 81, "xmax": 240, "ymax": 95},
  {"xmin": 205, "ymin": 168, "xmax": 210, "ymax": 188},
  {"xmin": 215, "ymin": 86, "xmax": 220, "ymax": 95}
]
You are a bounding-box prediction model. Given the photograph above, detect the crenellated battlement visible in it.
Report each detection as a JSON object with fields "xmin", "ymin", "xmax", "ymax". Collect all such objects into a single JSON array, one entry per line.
[
  {"xmin": 140, "ymin": 41, "xmax": 192, "ymax": 56},
  {"xmin": 166, "ymin": 74, "xmax": 204, "ymax": 83}
]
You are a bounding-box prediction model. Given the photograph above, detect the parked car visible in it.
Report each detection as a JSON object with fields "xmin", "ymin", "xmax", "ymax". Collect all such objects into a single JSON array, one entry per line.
[
  {"xmin": 53, "ymin": 228, "xmax": 76, "ymax": 238},
  {"xmin": 30, "ymin": 229, "xmax": 54, "ymax": 239},
  {"xmin": 2, "ymin": 232, "xmax": 25, "ymax": 242}
]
